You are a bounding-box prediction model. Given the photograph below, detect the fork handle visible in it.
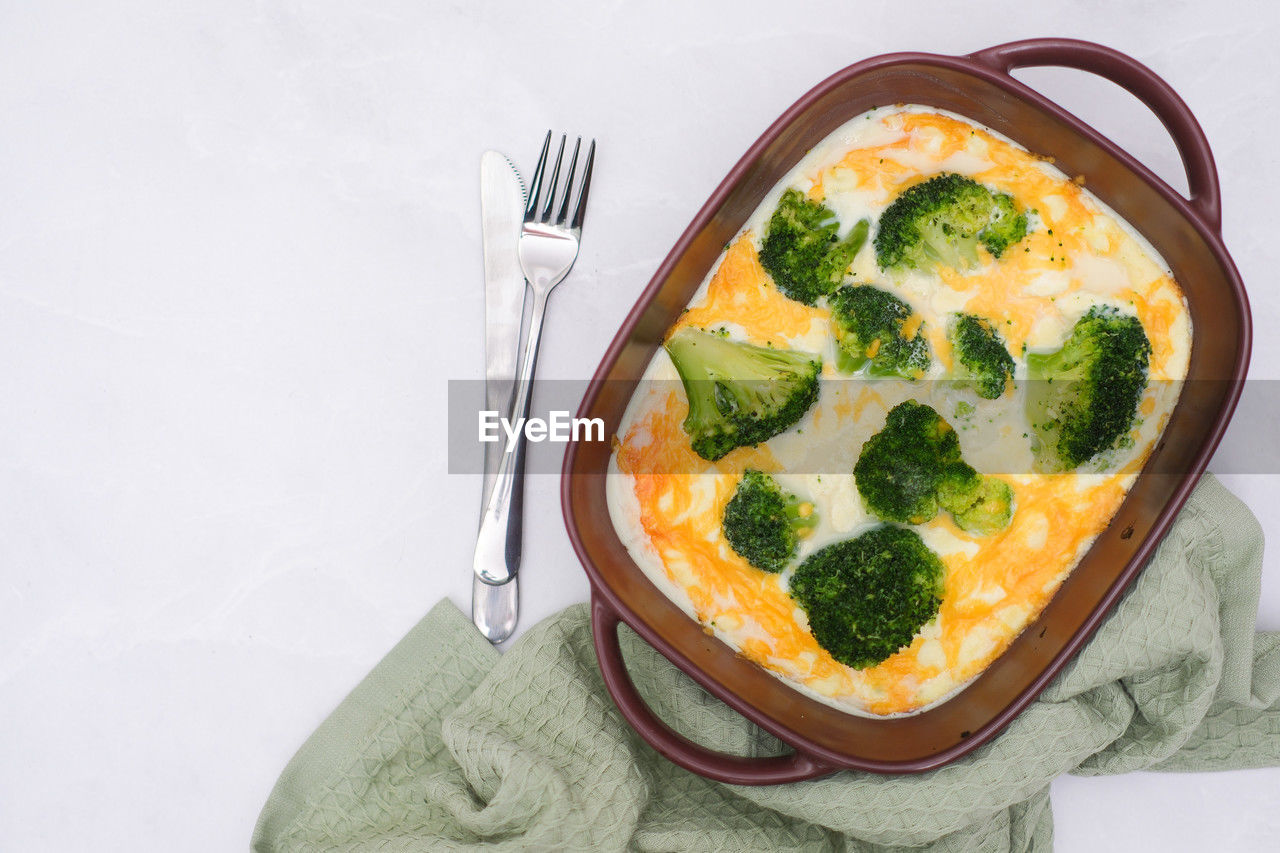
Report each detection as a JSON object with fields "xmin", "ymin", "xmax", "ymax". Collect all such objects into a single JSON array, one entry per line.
[{"xmin": 473, "ymin": 287, "xmax": 550, "ymax": 586}]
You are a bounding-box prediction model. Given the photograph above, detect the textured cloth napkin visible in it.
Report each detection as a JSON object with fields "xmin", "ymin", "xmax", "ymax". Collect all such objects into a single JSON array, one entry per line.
[{"xmin": 253, "ymin": 475, "xmax": 1280, "ymax": 851}]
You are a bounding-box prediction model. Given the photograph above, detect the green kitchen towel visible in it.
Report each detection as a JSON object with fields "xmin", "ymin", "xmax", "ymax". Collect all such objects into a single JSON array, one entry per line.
[{"xmin": 253, "ymin": 475, "xmax": 1280, "ymax": 851}]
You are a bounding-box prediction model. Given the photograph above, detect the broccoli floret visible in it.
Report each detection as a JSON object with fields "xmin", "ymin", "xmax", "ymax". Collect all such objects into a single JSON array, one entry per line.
[
  {"xmin": 937, "ymin": 465, "xmax": 1014, "ymax": 536},
  {"xmin": 664, "ymin": 327, "xmax": 821, "ymax": 461},
  {"xmin": 854, "ymin": 400, "xmax": 959, "ymax": 524},
  {"xmin": 1026, "ymin": 306, "xmax": 1152, "ymax": 472},
  {"xmin": 949, "ymin": 313, "xmax": 1015, "ymax": 399},
  {"xmin": 874, "ymin": 173, "xmax": 1028, "ymax": 273},
  {"xmin": 722, "ymin": 470, "xmax": 817, "ymax": 573},
  {"xmin": 981, "ymin": 193, "xmax": 1027, "ymax": 257},
  {"xmin": 759, "ymin": 189, "xmax": 870, "ymax": 305},
  {"xmin": 854, "ymin": 400, "xmax": 1012, "ymax": 534},
  {"xmin": 828, "ymin": 284, "xmax": 931, "ymax": 378},
  {"xmin": 788, "ymin": 525, "xmax": 944, "ymax": 669}
]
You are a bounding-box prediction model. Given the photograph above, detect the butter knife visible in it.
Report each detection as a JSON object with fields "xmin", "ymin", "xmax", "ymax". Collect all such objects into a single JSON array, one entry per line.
[{"xmin": 473, "ymin": 151, "xmax": 526, "ymax": 643}]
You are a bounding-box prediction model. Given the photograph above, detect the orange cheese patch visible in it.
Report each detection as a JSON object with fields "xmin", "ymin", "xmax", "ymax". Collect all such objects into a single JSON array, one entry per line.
[{"xmin": 672, "ymin": 233, "xmax": 825, "ymax": 345}]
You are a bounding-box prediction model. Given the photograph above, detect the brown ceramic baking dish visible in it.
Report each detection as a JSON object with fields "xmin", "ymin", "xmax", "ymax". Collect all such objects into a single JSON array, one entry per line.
[{"xmin": 561, "ymin": 38, "xmax": 1250, "ymax": 783}]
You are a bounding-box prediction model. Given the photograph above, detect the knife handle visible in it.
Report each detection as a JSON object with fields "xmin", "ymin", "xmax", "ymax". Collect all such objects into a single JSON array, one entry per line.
[
  {"xmin": 473, "ymin": 403, "xmax": 522, "ymax": 643},
  {"xmin": 472, "ymin": 573, "xmax": 518, "ymax": 642},
  {"xmin": 473, "ymin": 288, "xmax": 549, "ymax": 586}
]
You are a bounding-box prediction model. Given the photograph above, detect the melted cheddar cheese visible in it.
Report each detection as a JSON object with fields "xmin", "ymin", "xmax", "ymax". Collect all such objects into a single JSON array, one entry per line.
[{"xmin": 607, "ymin": 107, "xmax": 1191, "ymax": 716}]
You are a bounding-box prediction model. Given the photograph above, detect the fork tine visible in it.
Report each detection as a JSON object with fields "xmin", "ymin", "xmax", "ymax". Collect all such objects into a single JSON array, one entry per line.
[
  {"xmin": 524, "ymin": 131, "xmax": 552, "ymax": 221},
  {"xmin": 570, "ymin": 139, "xmax": 596, "ymax": 231},
  {"xmin": 555, "ymin": 138, "xmax": 582, "ymax": 225},
  {"xmin": 539, "ymin": 135, "xmax": 567, "ymax": 222}
]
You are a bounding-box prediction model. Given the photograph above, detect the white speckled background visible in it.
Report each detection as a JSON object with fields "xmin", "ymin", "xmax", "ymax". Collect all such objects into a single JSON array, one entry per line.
[{"xmin": 2, "ymin": 1, "xmax": 1277, "ymax": 849}]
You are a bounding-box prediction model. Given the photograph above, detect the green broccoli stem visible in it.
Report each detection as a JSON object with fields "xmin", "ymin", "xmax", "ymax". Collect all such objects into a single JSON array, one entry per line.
[
  {"xmin": 665, "ymin": 327, "xmax": 821, "ymax": 462},
  {"xmin": 784, "ymin": 497, "xmax": 818, "ymax": 537}
]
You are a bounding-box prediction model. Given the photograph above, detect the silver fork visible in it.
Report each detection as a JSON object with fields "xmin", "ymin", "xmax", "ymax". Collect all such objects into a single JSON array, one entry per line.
[{"xmin": 473, "ymin": 132, "xmax": 596, "ymax": 587}]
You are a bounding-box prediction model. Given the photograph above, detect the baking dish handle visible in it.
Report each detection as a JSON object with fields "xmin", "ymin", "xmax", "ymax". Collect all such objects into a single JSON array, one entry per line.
[
  {"xmin": 590, "ymin": 596, "xmax": 835, "ymax": 785},
  {"xmin": 969, "ymin": 38, "xmax": 1222, "ymax": 231}
]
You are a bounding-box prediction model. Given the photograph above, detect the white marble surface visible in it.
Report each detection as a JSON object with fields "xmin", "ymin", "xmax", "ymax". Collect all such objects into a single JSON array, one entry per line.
[{"xmin": 3, "ymin": 2, "xmax": 1279, "ymax": 849}]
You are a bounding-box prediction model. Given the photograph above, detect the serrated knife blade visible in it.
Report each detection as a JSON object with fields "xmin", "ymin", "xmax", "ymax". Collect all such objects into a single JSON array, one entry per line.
[{"xmin": 473, "ymin": 150, "xmax": 526, "ymax": 643}]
